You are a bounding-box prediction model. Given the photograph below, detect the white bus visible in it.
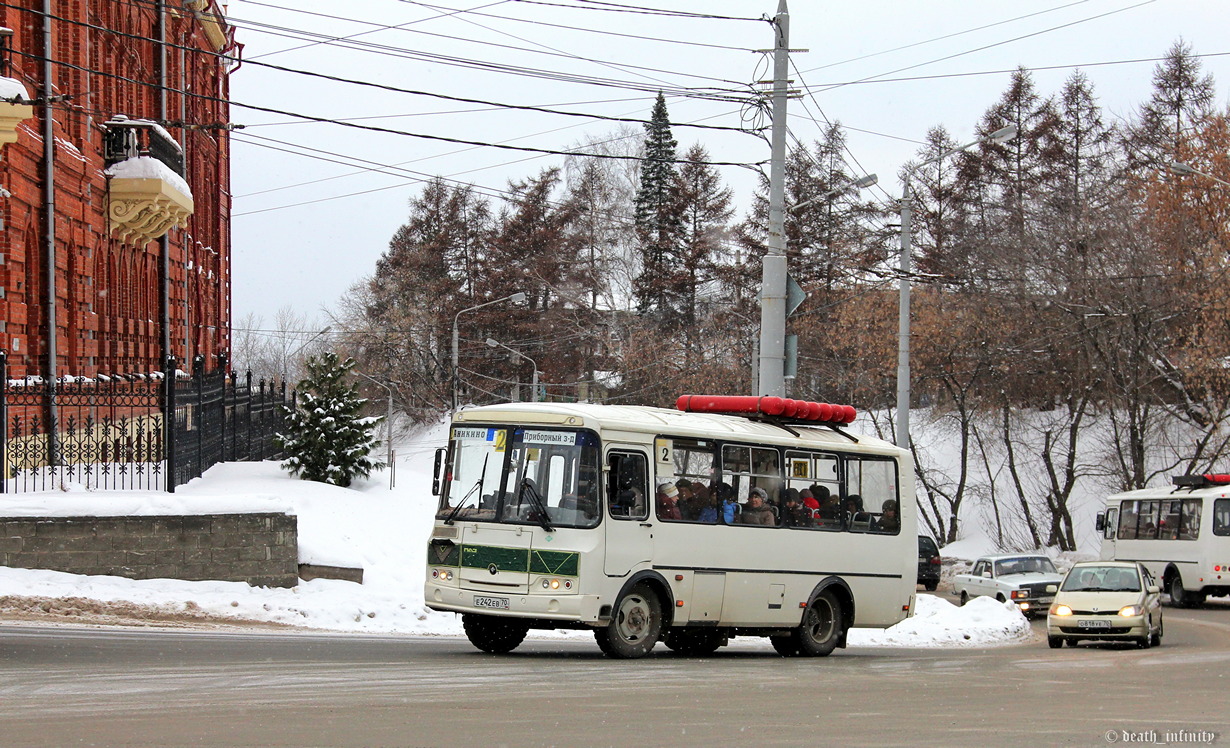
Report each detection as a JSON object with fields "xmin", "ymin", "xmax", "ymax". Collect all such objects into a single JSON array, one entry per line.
[
  {"xmin": 424, "ymin": 395, "xmax": 918, "ymax": 658},
  {"xmin": 1097, "ymin": 473, "xmax": 1230, "ymax": 606}
]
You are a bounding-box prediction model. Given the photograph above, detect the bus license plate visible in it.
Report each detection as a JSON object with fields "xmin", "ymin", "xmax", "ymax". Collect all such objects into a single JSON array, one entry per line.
[
  {"xmin": 1078, "ymin": 619, "xmax": 1110, "ymax": 629},
  {"xmin": 474, "ymin": 595, "xmax": 509, "ymax": 610}
]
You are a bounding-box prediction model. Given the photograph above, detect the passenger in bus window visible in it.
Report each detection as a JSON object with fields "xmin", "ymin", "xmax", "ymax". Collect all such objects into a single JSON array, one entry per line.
[
  {"xmin": 800, "ymin": 488, "xmax": 819, "ymax": 514},
  {"xmin": 693, "ymin": 485, "xmax": 719, "ymax": 523},
  {"xmin": 781, "ymin": 491, "xmax": 813, "ymax": 528},
  {"xmin": 845, "ymin": 495, "xmax": 871, "ymax": 530},
  {"xmin": 719, "ymin": 483, "xmax": 740, "ymax": 524},
  {"xmin": 676, "ymin": 480, "xmax": 700, "ymax": 520},
  {"xmin": 876, "ymin": 500, "xmax": 900, "ymax": 533},
  {"xmin": 739, "ymin": 487, "xmax": 776, "ymax": 525},
  {"xmin": 656, "ymin": 482, "xmax": 683, "ymax": 521}
]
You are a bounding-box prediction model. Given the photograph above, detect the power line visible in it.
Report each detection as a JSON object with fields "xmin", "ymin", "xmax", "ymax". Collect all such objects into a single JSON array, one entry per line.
[
  {"xmin": 510, "ymin": 0, "xmax": 763, "ymax": 22},
  {"xmin": 804, "ymin": 0, "xmax": 1159, "ymax": 97}
]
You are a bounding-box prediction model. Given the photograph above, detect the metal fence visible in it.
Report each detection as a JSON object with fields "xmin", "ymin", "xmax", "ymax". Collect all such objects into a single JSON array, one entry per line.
[{"xmin": 2, "ymin": 353, "xmax": 293, "ymax": 493}]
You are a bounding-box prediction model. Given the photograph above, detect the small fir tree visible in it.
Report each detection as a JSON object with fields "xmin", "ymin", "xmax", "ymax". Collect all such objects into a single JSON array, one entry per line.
[{"xmin": 276, "ymin": 352, "xmax": 384, "ymax": 487}]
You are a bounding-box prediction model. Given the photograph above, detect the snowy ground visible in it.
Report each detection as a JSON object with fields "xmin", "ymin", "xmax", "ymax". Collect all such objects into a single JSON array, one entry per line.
[{"xmin": 0, "ymin": 422, "xmax": 1037, "ymax": 649}]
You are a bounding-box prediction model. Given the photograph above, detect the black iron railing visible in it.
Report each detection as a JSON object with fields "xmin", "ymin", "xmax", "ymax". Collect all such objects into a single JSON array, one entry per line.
[
  {"xmin": 1, "ymin": 353, "xmax": 292, "ymax": 493},
  {"xmin": 103, "ymin": 116, "xmax": 185, "ymax": 176}
]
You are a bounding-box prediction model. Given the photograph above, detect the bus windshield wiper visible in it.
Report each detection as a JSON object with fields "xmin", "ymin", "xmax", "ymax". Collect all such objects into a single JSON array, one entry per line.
[
  {"xmin": 519, "ymin": 478, "xmax": 555, "ymax": 532},
  {"xmin": 445, "ymin": 454, "xmax": 488, "ymax": 525}
]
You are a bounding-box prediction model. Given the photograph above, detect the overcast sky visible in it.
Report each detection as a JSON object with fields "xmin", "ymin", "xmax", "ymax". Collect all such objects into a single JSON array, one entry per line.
[{"xmin": 227, "ymin": 0, "xmax": 1230, "ymax": 340}]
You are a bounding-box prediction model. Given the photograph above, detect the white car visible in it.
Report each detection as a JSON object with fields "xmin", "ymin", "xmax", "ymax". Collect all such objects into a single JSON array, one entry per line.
[
  {"xmin": 1046, "ymin": 561, "xmax": 1163, "ymax": 649},
  {"xmin": 951, "ymin": 554, "xmax": 1064, "ymax": 616}
]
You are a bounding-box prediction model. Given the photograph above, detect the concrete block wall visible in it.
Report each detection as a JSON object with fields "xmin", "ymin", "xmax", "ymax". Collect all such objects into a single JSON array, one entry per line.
[{"xmin": 0, "ymin": 513, "xmax": 298, "ymax": 588}]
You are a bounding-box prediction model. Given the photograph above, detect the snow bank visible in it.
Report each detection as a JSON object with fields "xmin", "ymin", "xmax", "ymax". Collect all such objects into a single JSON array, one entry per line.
[{"xmin": 848, "ymin": 594, "xmax": 1031, "ymax": 647}]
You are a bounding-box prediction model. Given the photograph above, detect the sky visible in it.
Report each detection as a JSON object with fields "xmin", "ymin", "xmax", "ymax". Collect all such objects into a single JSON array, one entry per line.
[
  {"xmin": 0, "ymin": 420, "xmax": 1036, "ymax": 648},
  {"xmin": 226, "ymin": 0, "xmax": 1230, "ymax": 341}
]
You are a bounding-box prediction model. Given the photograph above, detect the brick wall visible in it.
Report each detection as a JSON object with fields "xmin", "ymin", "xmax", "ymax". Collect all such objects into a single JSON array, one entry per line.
[{"xmin": 0, "ymin": 512, "xmax": 298, "ymax": 588}]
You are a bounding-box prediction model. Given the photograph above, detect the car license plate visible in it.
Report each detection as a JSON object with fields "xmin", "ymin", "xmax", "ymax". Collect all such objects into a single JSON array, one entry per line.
[
  {"xmin": 474, "ymin": 595, "xmax": 509, "ymax": 610},
  {"xmin": 1078, "ymin": 619, "xmax": 1110, "ymax": 629}
]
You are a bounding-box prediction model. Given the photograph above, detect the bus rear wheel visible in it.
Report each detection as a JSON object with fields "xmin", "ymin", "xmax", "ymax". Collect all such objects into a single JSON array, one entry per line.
[
  {"xmin": 462, "ymin": 614, "xmax": 529, "ymax": 654},
  {"xmin": 664, "ymin": 628, "xmax": 723, "ymax": 656},
  {"xmin": 1169, "ymin": 574, "xmax": 1195, "ymax": 608},
  {"xmin": 596, "ymin": 583, "xmax": 662, "ymax": 659},
  {"xmin": 792, "ymin": 590, "xmax": 843, "ymax": 657}
]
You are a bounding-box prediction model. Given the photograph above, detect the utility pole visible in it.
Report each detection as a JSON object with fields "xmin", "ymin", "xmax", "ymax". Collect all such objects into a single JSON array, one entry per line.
[{"xmin": 757, "ymin": 0, "xmax": 790, "ymax": 396}]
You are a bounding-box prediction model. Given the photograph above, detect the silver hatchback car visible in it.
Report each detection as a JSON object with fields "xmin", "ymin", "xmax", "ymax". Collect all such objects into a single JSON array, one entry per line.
[{"xmin": 1046, "ymin": 561, "xmax": 1163, "ymax": 649}]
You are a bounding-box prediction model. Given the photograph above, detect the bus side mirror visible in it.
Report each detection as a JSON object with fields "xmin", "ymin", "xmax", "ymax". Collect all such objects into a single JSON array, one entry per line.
[
  {"xmin": 1095, "ymin": 513, "xmax": 1105, "ymax": 532},
  {"xmin": 1147, "ymin": 585, "xmax": 1160, "ymax": 594},
  {"xmin": 432, "ymin": 447, "xmax": 446, "ymax": 496},
  {"xmin": 1046, "ymin": 584, "xmax": 1058, "ymax": 594}
]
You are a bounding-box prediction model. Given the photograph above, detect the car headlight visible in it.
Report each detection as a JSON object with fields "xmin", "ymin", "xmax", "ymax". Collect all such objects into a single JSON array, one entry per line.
[
  {"xmin": 1011, "ymin": 590, "xmax": 1029, "ymax": 600},
  {"xmin": 1050, "ymin": 603, "xmax": 1073, "ymax": 616},
  {"xmin": 1118, "ymin": 605, "xmax": 1143, "ymax": 617}
]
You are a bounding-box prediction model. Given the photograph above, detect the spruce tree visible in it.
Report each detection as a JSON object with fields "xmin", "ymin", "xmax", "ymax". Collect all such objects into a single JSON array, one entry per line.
[
  {"xmin": 276, "ymin": 352, "xmax": 384, "ymax": 488},
  {"xmin": 633, "ymin": 92, "xmax": 682, "ymax": 318}
]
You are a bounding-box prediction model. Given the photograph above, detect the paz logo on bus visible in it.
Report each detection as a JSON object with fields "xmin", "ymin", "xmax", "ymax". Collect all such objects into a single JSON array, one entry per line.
[{"xmin": 488, "ymin": 564, "xmax": 499, "ymax": 575}]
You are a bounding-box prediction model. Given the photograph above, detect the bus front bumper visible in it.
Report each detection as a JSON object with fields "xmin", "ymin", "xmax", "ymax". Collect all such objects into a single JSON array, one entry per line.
[{"xmin": 425, "ymin": 584, "xmax": 605, "ymax": 623}]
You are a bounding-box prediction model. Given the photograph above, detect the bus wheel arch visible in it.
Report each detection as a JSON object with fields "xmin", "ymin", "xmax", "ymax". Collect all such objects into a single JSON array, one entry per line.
[
  {"xmin": 802, "ymin": 577, "xmax": 854, "ymax": 652},
  {"xmin": 595, "ymin": 571, "xmax": 671, "ymax": 659},
  {"xmin": 1165, "ymin": 565, "xmax": 1195, "ymax": 607}
]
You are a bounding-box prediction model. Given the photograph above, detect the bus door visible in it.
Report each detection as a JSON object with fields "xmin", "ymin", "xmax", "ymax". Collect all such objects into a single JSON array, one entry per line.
[
  {"xmin": 604, "ymin": 448, "xmax": 653, "ymax": 576},
  {"xmin": 1099, "ymin": 504, "xmax": 1119, "ymax": 560}
]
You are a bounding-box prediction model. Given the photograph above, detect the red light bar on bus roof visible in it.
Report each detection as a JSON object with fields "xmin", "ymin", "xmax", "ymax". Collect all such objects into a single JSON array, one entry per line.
[
  {"xmin": 675, "ymin": 394, "xmax": 856, "ymax": 425},
  {"xmin": 1172, "ymin": 473, "xmax": 1230, "ymax": 487}
]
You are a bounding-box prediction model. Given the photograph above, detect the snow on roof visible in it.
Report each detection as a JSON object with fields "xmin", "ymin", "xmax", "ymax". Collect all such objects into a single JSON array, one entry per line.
[
  {"xmin": 104, "ymin": 155, "xmax": 193, "ymax": 201},
  {"xmin": 0, "ymin": 76, "xmax": 29, "ymax": 101}
]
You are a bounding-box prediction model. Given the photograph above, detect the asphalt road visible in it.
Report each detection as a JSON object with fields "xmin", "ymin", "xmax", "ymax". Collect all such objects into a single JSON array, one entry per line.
[{"xmin": 2, "ymin": 603, "xmax": 1229, "ymax": 748}]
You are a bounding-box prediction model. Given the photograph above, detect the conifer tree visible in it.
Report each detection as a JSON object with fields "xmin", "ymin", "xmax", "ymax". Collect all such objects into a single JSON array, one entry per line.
[
  {"xmin": 633, "ymin": 92, "xmax": 683, "ymax": 319},
  {"xmin": 276, "ymin": 352, "xmax": 384, "ymax": 488}
]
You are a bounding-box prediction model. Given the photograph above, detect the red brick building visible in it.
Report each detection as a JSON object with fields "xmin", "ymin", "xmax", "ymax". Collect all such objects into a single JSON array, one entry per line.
[{"xmin": 0, "ymin": 1, "xmax": 234, "ymax": 380}]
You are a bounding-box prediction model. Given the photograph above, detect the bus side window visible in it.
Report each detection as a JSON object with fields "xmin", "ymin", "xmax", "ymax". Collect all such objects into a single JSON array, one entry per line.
[
  {"xmin": 608, "ymin": 452, "xmax": 648, "ymax": 521},
  {"xmin": 1214, "ymin": 499, "xmax": 1230, "ymax": 537},
  {"xmin": 1180, "ymin": 499, "xmax": 1201, "ymax": 540},
  {"xmin": 1118, "ymin": 501, "xmax": 1138, "ymax": 539}
]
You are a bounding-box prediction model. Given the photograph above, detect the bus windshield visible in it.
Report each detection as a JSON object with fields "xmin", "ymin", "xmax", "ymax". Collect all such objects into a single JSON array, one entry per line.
[{"xmin": 437, "ymin": 425, "xmax": 601, "ymax": 529}]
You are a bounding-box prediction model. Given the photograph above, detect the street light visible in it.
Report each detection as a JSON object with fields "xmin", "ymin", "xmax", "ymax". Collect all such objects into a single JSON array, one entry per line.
[
  {"xmin": 486, "ymin": 337, "xmax": 539, "ymax": 402},
  {"xmin": 351, "ymin": 368, "xmax": 394, "ymax": 489},
  {"xmin": 283, "ymin": 325, "xmax": 331, "ymax": 383},
  {"xmin": 789, "ymin": 173, "xmax": 879, "ymax": 214},
  {"xmin": 1168, "ymin": 161, "xmax": 1230, "ymax": 189},
  {"xmin": 452, "ymin": 291, "xmax": 526, "ymax": 409},
  {"xmin": 896, "ymin": 124, "xmax": 1017, "ymax": 449}
]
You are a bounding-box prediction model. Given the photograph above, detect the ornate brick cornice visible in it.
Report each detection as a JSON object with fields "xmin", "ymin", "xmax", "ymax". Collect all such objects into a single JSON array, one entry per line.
[{"xmin": 108, "ymin": 176, "xmax": 195, "ymax": 245}]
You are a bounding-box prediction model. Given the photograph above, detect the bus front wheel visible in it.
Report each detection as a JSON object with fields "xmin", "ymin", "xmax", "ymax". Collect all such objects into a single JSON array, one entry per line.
[
  {"xmin": 596, "ymin": 583, "xmax": 663, "ymax": 659},
  {"xmin": 462, "ymin": 613, "xmax": 529, "ymax": 654},
  {"xmin": 793, "ymin": 590, "xmax": 843, "ymax": 657}
]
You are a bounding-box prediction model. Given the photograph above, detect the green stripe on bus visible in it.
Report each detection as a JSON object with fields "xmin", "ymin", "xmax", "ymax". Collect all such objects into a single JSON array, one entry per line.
[
  {"xmin": 530, "ymin": 549, "xmax": 579, "ymax": 576},
  {"xmin": 460, "ymin": 544, "xmax": 529, "ymax": 571}
]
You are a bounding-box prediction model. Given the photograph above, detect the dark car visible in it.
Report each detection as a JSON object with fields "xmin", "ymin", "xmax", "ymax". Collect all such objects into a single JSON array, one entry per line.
[{"xmin": 918, "ymin": 535, "xmax": 941, "ymax": 591}]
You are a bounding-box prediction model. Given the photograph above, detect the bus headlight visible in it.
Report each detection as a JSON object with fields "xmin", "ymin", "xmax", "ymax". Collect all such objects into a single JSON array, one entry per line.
[
  {"xmin": 1118, "ymin": 605, "xmax": 1142, "ymax": 617},
  {"xmin": 1050, "ymin": 603, "xmax": 1073, "ymax": 617}
]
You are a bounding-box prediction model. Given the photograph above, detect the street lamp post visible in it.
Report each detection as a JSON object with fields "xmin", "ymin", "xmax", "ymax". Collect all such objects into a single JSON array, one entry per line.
[
  {"xmin": 283, "ymin": 325, "xmax": 331, "ymax": 384},
  {"xmin": 352, "ymin": 368, "xmax": 394, "ymax": 488},
  {"xmin": 452, "ymin": 291, "xmax": 526, "ymax": 409},
  {"xmin": 486, "ymin": 338, "xmax": 539, "ymax": 402},
  {"xmin": 895, "ymin": 125, "xmax": 1018, "ymax": 449},
  {"xmin": 1168, "ymin": 161, "xmax": 1230, "ymax": 189}
]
